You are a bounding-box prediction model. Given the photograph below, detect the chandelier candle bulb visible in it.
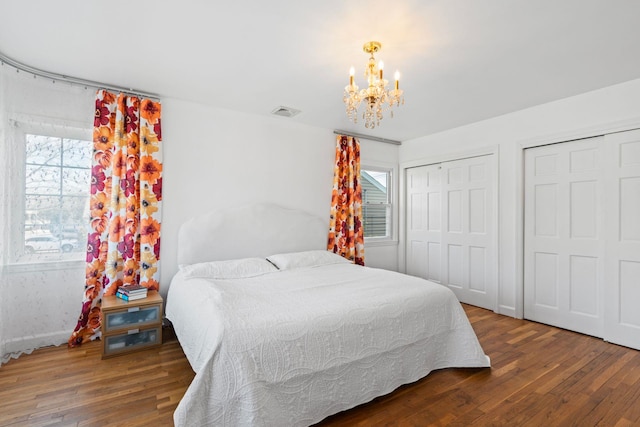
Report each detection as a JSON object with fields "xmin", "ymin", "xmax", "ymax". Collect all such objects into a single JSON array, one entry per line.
[
  {"xmin": 395, "ymin": 71, "xmax": 400, "ymax": 90},
  {"xmin": 349, "ymin": 66, "xmax": 355, "ymax": 86},
  {"xmin": 379, "ymin": 61, "xmax": 384, "ymax": 79}
]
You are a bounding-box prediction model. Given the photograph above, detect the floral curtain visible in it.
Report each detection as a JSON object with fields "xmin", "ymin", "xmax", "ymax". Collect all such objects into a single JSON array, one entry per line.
[
  {"xmin": 68, "ymin": 90, "xmax": 162, "ymax": 347},
  {"xmin": 327, "ymin": 135, "xmax": 365, "ymax": 266}
]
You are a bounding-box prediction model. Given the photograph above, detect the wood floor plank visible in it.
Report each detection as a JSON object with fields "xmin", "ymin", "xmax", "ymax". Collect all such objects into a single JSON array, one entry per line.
[{"xmin": 1, "ymin": 305, "xmax": 639, "ymax": 426}]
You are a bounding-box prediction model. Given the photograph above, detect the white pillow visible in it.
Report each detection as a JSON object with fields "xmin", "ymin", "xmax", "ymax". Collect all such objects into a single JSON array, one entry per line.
[
  {"xmin": 179, "ymin": 258, "xmax": 278, "ymax": 279},
  {"xmin": 266, "ymin": 250, "xmax": 351, "ymax": 270}
]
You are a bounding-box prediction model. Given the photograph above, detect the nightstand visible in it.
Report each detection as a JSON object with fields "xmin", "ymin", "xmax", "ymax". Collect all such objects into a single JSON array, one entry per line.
[{"xmin": 101, "ymin": 290, "xmax": 163, "ymax": 359}]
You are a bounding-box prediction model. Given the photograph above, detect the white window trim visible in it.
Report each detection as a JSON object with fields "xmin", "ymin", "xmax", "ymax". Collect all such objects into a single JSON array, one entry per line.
[{"xmin": 7, "ymin": 117, "xmax": 91, "ymax": 270}]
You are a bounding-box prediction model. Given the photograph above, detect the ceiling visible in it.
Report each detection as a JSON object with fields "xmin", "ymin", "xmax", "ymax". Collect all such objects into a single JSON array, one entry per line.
[{"xmin": 2, "ymin": 1, "xmax": 640, "ymax": 142}]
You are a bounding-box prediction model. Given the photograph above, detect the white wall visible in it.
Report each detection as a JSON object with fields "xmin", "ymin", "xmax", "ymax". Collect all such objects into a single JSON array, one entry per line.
[
  {"xmin": 399, "ymin": 78, "xmax": 640, "ymax": 317},
  {"xmin": 159, "ymin": 99, "xmax": 400, "ymax": 298}
]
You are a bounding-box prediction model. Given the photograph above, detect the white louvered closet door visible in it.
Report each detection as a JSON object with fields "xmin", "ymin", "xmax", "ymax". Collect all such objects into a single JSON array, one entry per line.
[{"xmin": 405, "ymin": 155, "xmax": 497, "ymax": 311}]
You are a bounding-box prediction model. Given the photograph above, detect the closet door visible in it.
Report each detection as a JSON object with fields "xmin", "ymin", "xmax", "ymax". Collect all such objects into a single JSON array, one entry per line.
[
  {"xmin": 441, "ymin": 156, "xmax": 496, "ymax": 309},
  {"xmin": 524, "ymin": 137, "xmax": 606, "ymax": 338},
  {"xmin": 604, "ymin": 129, "xmax": 640, "ymax": 349},
  {"xmin": 405, "ymin": 155, "xmax": 497, "ymax": 311},
  {"xmin": 406, "ymin": 164, "xmax": 442, "ymax": 282}
]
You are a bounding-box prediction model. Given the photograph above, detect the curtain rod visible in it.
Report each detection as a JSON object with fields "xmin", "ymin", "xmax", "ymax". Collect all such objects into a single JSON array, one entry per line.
[
  {"xmin": 333, "ymin": 129, "xmax": 401, "ymax": 145},
  {"xmin": 0, "ymin": 50, "xmax": 160, "ymax": 101}
]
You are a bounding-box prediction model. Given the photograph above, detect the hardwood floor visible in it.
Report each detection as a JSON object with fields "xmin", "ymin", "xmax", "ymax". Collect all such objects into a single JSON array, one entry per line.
[
  {"xmin": 0, "ymin": 328, "xmax": 194, "ymax": 427},
  {"xmin": 1, "ymin": 305, "xmax": 639, "ymax": 426}
]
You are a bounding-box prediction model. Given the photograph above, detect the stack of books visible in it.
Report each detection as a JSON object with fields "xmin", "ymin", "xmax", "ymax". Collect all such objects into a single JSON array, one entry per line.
[{"xmin": 116, "ymin": 284, "xmax": 148, "ymax": 301}]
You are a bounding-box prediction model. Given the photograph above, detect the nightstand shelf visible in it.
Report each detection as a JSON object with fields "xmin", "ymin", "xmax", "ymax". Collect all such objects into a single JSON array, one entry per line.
[{"xmin": 101, "ymin": 290, "xmax": 163, "ymax": 358}]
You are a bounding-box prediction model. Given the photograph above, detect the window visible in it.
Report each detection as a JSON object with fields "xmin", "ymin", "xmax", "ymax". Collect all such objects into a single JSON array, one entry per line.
[
  {"xmin": 20, "ymin": 133, "xmax": 92, "ymax": 263},
  {"xmin": 361, "ymin": 167, "xmax": 392, "ymax": 239}
]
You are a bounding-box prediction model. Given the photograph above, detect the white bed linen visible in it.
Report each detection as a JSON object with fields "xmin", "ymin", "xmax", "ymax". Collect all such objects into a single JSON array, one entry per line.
[{"xmin": 166, "ymin": 263, "xmax": 490, "ymax": 427}]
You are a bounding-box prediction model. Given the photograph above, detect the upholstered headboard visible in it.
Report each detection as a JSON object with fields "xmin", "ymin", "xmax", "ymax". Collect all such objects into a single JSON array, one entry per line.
[{"xmin": 177, "ymin": 203, "xmax": 329, "ymax": 266}]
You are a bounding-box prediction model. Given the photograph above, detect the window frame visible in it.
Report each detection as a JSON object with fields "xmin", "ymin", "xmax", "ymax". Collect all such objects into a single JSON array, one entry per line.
[
  {"xmin": 361, "ymin": 164, "xmax": 396, "ymax": 245},
  {"xmin": 7, "ymin": 117, "xmax": 92, "ymax": 269}
]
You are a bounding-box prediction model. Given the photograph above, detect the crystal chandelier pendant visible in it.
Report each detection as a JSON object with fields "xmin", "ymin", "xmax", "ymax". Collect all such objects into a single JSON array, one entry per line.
[{"xmin": 343, "ymin": 41, "xmax": 404, "ymax": 129}]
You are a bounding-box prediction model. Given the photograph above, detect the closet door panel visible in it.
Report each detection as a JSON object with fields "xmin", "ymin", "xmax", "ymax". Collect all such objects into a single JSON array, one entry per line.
[
  {"xmin": 569, "ymin": 255, "xmax": 598, "ymax": 316},
  {"xmin": 469, "ymin": 188, "xmax": 486, "ymax": 234},
  {"xmin": 441, "ymin": 155, "xmax": 496, "ymax": 310},
  {"xmin": 604, "ymin": 129, "xmax": 640, "ymax": 350},
  {"xmin": 406, "ymin": 164, "xmax": 442, "ymax": 282},
  {"xmin": 524, "ymin": 137, "xmax": 605, "ymax": 337},
  {"xmin": 448, "ymin": 244, "xmax": 463, "ymax": 287},
  {"xmin": 405, "ymin": 154, "xmax": 497, "ymax": 311},
  {"xmin": 469, "ymin": 246, "xmax": 487, "ymax": 292}
]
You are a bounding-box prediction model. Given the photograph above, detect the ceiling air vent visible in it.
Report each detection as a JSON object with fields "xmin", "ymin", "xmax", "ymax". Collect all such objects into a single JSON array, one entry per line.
[{"xmin": 271, "ymin": 106, "xmax": 301, "ymax": 118}]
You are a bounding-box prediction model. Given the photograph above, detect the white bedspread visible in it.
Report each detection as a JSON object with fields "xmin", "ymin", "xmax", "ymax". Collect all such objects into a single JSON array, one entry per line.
[{"xmin": 166, "ymin": 263, "xmax": 490, "ymax": 427}]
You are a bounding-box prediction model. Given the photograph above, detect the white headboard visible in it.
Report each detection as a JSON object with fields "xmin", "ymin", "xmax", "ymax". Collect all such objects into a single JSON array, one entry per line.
[{"xmin": 177, "ymin": 203, "xmax": 329, "ymax": 265}]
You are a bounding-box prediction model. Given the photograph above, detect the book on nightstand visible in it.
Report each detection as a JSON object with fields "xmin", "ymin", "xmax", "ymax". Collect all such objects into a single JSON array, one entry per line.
[
  {"xmin": 117, "ymin": 285, "xmax": 146, "ymax": 296},
  {"xmin": 118, "ymin": 284, "xmax": 148, "ymax": 295},
  {"xmin": 115, "ymin": 290, "xmax": 147, "ymax": 301}
]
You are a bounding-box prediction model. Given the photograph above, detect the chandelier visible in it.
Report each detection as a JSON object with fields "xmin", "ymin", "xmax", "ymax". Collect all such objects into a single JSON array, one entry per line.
[{"xmin": 343, "ymin": 41, "xmax": 404, "ymax": 129}]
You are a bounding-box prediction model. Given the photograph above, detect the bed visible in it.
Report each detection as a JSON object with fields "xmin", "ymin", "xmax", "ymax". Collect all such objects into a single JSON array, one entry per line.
[{"xmin": 166, "ymin": 203, "xmax": 490, "ymax": 426}]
